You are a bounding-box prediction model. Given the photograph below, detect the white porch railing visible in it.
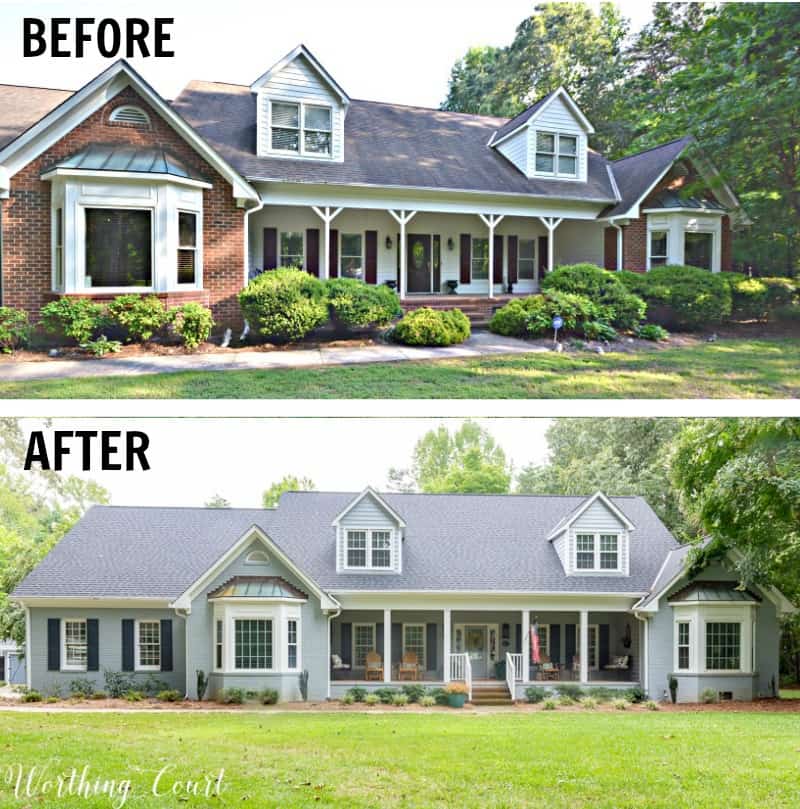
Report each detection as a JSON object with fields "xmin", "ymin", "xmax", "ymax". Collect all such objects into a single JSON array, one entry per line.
[
  {"xmin": 507, "ymin": 653, "xmax": 524, "ymax": 681},
  {"xmin": 505, "ymin": 653, "xmax": 516, "ymax": 700},
  {"xmin": 449, "ymin": 653, "xmax": 472, "ymax": 701}
]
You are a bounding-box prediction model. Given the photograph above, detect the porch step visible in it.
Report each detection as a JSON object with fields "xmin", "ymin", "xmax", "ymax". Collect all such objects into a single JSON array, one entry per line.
[
  {"xmin": 470, "ymin": 682, "xmax": 514, "ymax": 705},
  {"xmin": 400, "ymin": 295, "xmax": 510, "ymax": 327}
]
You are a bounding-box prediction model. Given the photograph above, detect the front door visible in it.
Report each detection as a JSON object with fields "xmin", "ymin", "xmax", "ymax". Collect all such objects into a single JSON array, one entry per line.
[
  {"xmin": 407, "ymin": 234, "xmax": 432, "ymax": 293},
  {"xmin": 464, "ymin": 625, "xmax": 488, "ymax": 677}
]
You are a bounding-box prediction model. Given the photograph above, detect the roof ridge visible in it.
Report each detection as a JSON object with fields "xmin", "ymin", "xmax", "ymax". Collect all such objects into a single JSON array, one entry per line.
[
  {"xmin": 350, "ymin": 97, "xmax": 508, "ymax": 122},
  {"xmin": 613, "ymin": 136, "xmax": 692, "ymax": 164},
  {"xmin": 0, "ymin": 82, "xmax": 74, "ymax": 93}
]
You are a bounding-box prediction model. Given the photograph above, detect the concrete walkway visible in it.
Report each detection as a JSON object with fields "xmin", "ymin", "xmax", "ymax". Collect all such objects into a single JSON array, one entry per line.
[{"xmin": 0, "ymin": 332, "xmax": 546, "ymax": 382}]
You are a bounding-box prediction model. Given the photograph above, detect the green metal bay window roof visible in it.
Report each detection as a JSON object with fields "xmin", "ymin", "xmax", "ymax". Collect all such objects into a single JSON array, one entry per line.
[
  {"xmin": 669, "ymin": 580, "xmax": 761, "ymax": 604},
  {"xmin": 645, "ymin": 190, "xmax": 727, "ymax": 212},
  {"xmin": 208, "ymin": 576, "xmax": 308, "ymax": 601},
  {"xmin": 43, "ymin": 143, "xmax": 209, "ymax": 182}
]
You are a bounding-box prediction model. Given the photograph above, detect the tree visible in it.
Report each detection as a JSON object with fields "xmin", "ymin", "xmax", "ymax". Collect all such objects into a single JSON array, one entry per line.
[
  {"xmin": 517, "ymin": 418, "xmax": 689, "ymax": 537},
  {"xmin": 262, "ymin": 475, "xmax": 316, "ymax": 509},
  {"xmin": 205, "ymin": 494, "xmax": 231, "ymax": 508},
  {"xmin": 441, "ymin": 46, "xmax": 507, "ymax": 116},
  {"xmin": 388, "ymin": 421, "xmax": 511, "ymax": 494}
]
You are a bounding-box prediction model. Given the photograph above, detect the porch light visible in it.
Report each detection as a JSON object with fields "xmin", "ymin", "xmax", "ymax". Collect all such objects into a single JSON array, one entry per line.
[{"xmin": 385, "ymin": 236, "xmax": 393, "ymax": 250}]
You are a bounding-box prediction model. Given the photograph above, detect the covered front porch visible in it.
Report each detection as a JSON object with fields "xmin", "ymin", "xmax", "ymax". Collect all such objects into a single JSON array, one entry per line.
[{"xmin": 247, "ymin": 195, "xmax": 607, "ymax": 300}]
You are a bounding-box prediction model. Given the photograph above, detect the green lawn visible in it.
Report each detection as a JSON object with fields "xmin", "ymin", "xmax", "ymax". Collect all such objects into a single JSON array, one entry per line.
[
  {"xmin": 1, "ymin": 338, "xmax": 798, "ymax": 398},
  {"xmin": 1, "ymin": 712, "xmax": 799, "ymax": 808}
]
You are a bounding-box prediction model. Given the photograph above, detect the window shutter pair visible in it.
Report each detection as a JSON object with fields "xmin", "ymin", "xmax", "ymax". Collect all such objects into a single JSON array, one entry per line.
[
  {"xmin": 122, "ymin": 619, "xmax": 173, "ymax": 672},
  {"xmin": 46, "ymin": 618, "xmax": 99, "ymax": 671}
]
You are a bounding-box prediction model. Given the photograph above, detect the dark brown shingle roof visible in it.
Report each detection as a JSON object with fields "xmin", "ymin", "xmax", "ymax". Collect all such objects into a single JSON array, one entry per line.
[{"xmin": 0, "ymin": 83, "xmax": 74, "ymax": 150}]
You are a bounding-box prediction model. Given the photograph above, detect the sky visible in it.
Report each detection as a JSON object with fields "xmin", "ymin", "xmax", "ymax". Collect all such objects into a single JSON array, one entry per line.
[
  {"xmin": 0, "ymin": 0, "xmax": 654, "ymax": 107},
  {"xmin": 12, "ymin": 417, "xmax": 552, "ymax": 508}
]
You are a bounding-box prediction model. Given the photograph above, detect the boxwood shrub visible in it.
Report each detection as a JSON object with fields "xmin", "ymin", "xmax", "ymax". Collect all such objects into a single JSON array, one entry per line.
[
  {"xmin": 325, "ymin": 278, "xmax": 401, "ymax": 328},
  {"xmin": 725, "ymin": 273, "xmax": 797, "ymax": 321},
  {"xmin": 392, "ymin": 307, "xmax": 470, "ymax": 346},
  {"xmin": 239, "ymin": 268, "xmax": 328, "ymax": 342},
  {"xmin": 0, "ymin": 306, "xmax": 30, "ymax": 353},
  {"xmin": 169, "ymin": 302, "xmax": 214, "ymax": 350}
]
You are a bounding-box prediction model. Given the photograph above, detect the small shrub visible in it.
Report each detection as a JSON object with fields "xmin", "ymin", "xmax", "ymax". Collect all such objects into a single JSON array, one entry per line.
[
  {"xmin": 0, "ymin": 307, "xmax": 30, "ymax": 353},
  {"xmin": 542, "ymin": 698, "xmax": 557, "ymax": 710},
  {"xmin": 239, "ymin": 268, "xmax": 328, "ymax": 342},
  {"xmin": 611, "ymin": 698, "xmax": 629, "ymax": 711},
  {"xmin": 392, "ymin": 308, "xmax": 470, "ymax": 346},
  {"xmin": 527, "ymin": 291, "xmax": 601, "ymax": 335},
  {"xmin": 586, "ymin": 687, "xmax": 615, "ymax": 703},
  {"xmin": 218, "ymin": 687, "xmax": 245, "ymax": 705},
  {"xmin": 108, "ymin": 295, "xmax": 169, "ymax": 342},
  {"xmin": 525, "ymin": 686, "xmax": 547, "ymax": 704},
  {"xmin": 40, "ymin": 298, "xmax": 106, "ymax": 344},
  {"xmin": 558, "ymin": 694, "xmax": 576, "ymax": 706},
  {"xmin": 196, "ymin": 670, "xmax": 209, "ymax": 701},
  {"xmin": 69, "ymin": 678, "xmax": 96, "ymax": 699},
  {"xmin": 365, "ymin": 693, "xmax": 381, "ymax": 706},
  {"xmin": 298, "ymin": 670, "xmax": 309, "ymax": 702},
  {"xmin": 401, "ymin": 684, "xmax": 426, "ymax": 704},
  {"xmin": 325, "ymin": 278, "xmax": 401, "ymax": 328},
  {"xmin": 104, "ymin": 670, "xmax": 136, "ymax": 699},
  {"xmin": 90, "ymin": 691, "xmax": 108, "ymax": 700},
  {"xmin": 341, "ymin": 693, "xmax": 355, "ymax": 705},
  {"xmin": 21, "ymin": 690, "xmax": 43, "ymax": 703},
  {"xmin": 44, "ymin": 696, "xmax": 59, "ymax": 704},
  {"xmin": 635, "ymin": 323, "xmax": 669, "ymax": 341},
  {"xmin": 581, "ymin": 320, "xmax": 618, "ymax": 341},
  {"xmin": 391, "ymin": 693, "xmax": 409, "ymax": 706},
  {"xmin": 260, "ymin": 689, "xmax": 279, "ymax": 705},
  {"xmin": 346, "ymin": 686, "xmax": 368, "ymax": 703},
  {"xmin": 488, "ymin": 297, "xmax": 543, "ymax": 337},
  {"xmin": 726, "ymin": 274, "xmax": 797, "ymax": 320},
  {"xmin": 169, "ymin": 302, "xmax": 214, "ymax": 350},
  {"xmin": 645, "ymin": 700, "xmax": 660, "ymax": 711},
  {"xmin": 625, "ymin": 686, "xmax": 647, "ymax": 704},
  {"xmin": 427, "ymin": 687, "xmax": 449, "ymax": 706},
  {"xmin": 142, "ymin": 674, "xmax": 170, "ymax": 697},
  {"xmin": 123, "ymin": 690, "xmax": 144, "ymax": 702},
  {"xmin": 701, "ymin": 688, "xmax": 718, "ymax": 704},
  {"xmin": 82, "ymin": 335, "xmax": 121, "ymax": 357},
  {"xmin": 581, "ymin": 697, "xmax": 598, "ymax": 710},
  {"xmin": 555, "ymin": 684, "xmax": 584, "ymax": 700},
  {"xmin": 373, "ymin": 687, "xmax": 399, "ymax": 704},
  {"xmin": 157, "ymin": 690, "xmax": 183, "ymax": 703},
  {"xmin": 419, "ymin": 695, "xmax": 437, "ymax": 707}
]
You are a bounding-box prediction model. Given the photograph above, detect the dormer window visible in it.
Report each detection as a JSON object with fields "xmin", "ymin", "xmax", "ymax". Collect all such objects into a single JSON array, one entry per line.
[
  {"xmin": 535, "ymin": 132, "xmax": 578, "ymax": 177},
  {"xmin": 576, "ymin": 533, "xmax": 620, "ymax": 572},
  {"xmin": 270, "ymin": 101, "xmax": 332, "ymax": 157},
  {"xmin": 345, "ymin": 529, "xmax": 393, "ymax": 570}
]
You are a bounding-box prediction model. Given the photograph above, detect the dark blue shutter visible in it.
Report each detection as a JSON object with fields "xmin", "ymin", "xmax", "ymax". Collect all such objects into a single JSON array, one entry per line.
[
  {"xmin": 47, "ymin": 618, "xmax": 60, "ymax": 671},
  {"xmin": 392, "ymin": 623, "xmax": 402, "ymax": 666},
  {"xmin": 515, "ymin": 623, "xmax": 522, "ymax": 654},
  {"xmin": 565, "ymin": 624, "xmax": 577, "ymax": 671},
  {"xmin": 550, "ymin": 625, "xmax": 561, "ymax": 666},
  {"xmin": 376, "ymin": 623, "xmax": 384, "ymax": 658},
  {"xmin": 121, "ymin": 619, "xmax": 134, "ymax": 671},
  {"xmin": 263, "ymin": 228, "xmax": 278, "ymax": 271},
  {"xmin": 426, "ymin": 623, "xmax": 437, "ymax": 673},
  {"xmin": 160, "ymin": 619, "xmax": 173, "ymax": 672},
  {"xmin": 87, "ymin": 619, "xmax": 99, "ymax": 672},
  {"xmin": 599, "ymin": 624, "xmax": 610, "ymax": 669},
  {"xmin": 340, "ymin": 623, "xmax": 352, "ymax": 665}
]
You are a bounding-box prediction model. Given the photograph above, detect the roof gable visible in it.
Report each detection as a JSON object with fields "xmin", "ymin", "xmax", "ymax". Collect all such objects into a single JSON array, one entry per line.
[
  {"xmin": 331, "ymin": 486, "xmax": 406, "ymax": 528},
  {"xmin": 547, "ymin": 491, "xmax": 635, "ymax": 540}
]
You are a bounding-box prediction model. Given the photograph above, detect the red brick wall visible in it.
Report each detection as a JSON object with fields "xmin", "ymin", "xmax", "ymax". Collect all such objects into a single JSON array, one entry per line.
[
  {"xmin": 622, "ymin": 215, "xmax": 648, "ymax": 272},
  {"xmin": 721, "ymin": 214, "xmax": 732, "ymax": 272},
  {"xmin": 2, "ymin": 85, "xmax": 245, "ymax": 327},
  {"xmin": 603, "ymin": 227, "xmax": 617, "ymax": 271}
]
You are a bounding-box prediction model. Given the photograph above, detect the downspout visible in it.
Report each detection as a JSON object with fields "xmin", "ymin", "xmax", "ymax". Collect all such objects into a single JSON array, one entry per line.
[
  {"xmin": 633, "ymin": 611, "xmax": 648, "ymax": 696},
  {"xmin": 24, "ymin": 604, "xmax": 32, "ymax": 689},
  {"xmin": 241, "ymin": 197, "xmax": 264, "ymax": 341},
  {"xmin": 326, "ymin": 606, "xmax": 342, "ymax": 701}
]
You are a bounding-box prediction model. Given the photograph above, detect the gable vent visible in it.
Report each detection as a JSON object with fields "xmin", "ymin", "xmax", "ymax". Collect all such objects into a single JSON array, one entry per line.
[{"xmin": 109, "ymin": 105, "xmax": 151, "ymax": 127}]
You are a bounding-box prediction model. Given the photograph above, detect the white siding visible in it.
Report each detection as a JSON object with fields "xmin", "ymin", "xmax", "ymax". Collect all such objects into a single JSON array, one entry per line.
[
  {"xmin": 337, "ymin": 493, "xmax": 402, "ymax": 574},
  {"xmin": 497, "ymin": 129, "xmax": 528, "ymax": 175},
  {"xmin": 554, "ymin": 220, "xmax": 605, "ymax": 267},
  {"xmin": 569, "ymin": 499, "xmax": 630, "ymax": 576},
  {"xmin": 257, "ymin": 55, "xmax": 345, "ymax": 162},
  {"xmin": 528, "ymin": 95, "xmax": 588, "ymax": 182}
]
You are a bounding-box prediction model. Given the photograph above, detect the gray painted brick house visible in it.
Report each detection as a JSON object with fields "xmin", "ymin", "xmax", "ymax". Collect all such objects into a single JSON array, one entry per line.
[{"xmin": 12, "ymin": 489, "xmax": 793, "ymax": 703}]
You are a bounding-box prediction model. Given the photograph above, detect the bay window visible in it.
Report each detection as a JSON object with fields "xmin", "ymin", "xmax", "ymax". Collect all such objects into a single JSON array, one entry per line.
[
  {"xmin": 85, "ymin": 208, "xmax": 152, "ymax": 288},
  {"xmin": 345, "ymin": 529, "xmax": 394, "ymax": 570},
  {"xmin": 677, "ymin": 621, "xmax": 690, "ymax": 670},
  {"xmin": 62, "ymin": 619, "xmax": 87, "ymax": 671},
  {"xmin": 287, "ymin": 619, "xmax": 298, "ymax": 670},
  {"xmin": 136, "ymin": 619, "xmax": 161, "ymax": 670},
  {"xmin": 215, "ymin": 619, "xmax": 223, "ymax": 670},
  {"xmin": 705, "ymin": 622, "xmax": 740, "ymax": 671},
  {"xmin": 684, "ymin": 232, "xmax": 714, "ymax": 271},
  {"xmin": 54, "ymin": 208, "xmax": 64, "ymax": 290}
]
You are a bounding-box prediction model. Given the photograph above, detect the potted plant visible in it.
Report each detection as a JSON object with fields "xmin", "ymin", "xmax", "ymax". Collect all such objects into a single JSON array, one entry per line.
[
  {"xmin": 444, "ymin": 682, "xmax": 469, "ymax": 708},
  {"xmin": 445, "ymin": 280, "xmax": 459, "ymax": 295},
  {"xmin": 668, "ymin": 675, "xmax": 678, "ymax": 704}
]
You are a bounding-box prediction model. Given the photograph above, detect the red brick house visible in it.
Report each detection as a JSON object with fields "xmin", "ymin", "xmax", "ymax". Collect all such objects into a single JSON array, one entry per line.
[{"xmin": 0, "ymin": 47, "xmax": 746, "ymax": 328}]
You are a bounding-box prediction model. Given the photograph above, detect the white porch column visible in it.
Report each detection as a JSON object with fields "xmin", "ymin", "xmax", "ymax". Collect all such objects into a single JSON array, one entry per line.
[
  {"xmin": 443, "ymin": 608, "xmax": 451, "ymax": 683},
  {"xmin": 479, "ymin": 214, "xmax": 505, "ymax": 299},
  {"xmin": 612, "ymin": 222, "xmax": 623, "ymax": 271},
  {"xmin": 383, "ymin": 608, "xmax": 392, "ymax": 683},
  {"xmin": 538, "ymin": 217, "xmax": 564, "ymax": 273},
  {"xmin": 388, "ymin": 210, "xmax": 417, "ymax": 300},
  {"xmin": 521, "ymin": 610, "xmax": 530, "ymax": 682},
  {"xmin": 312, "ymin": 206, "xmax": 343, "ymax": 281},
  {"xmin": 579, "ymin": 610, "xmax": 589, "ymax": 684}
]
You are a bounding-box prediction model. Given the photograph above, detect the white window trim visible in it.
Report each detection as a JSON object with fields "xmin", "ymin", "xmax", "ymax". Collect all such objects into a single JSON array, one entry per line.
[
  {"xmin": 402, "ymin": 623, "xmax": 426, "ymax": 669},
  {"xmin": 683, "ymin": 229, "xmax": 716, "ymax": 273},
  {"xmin": 214, "ymin": 619, "xmax": 224, "ymax": 672},
  {"xmin": 533, "ymin": 130, "xmax": 579, "ymax": 179},
  {"xmin": 647, "ymin": 229, "xmax": 669, "ymax": 270},
  {"xmin": 61, "ymin": 618, "xmax": 88, "ymax": 672},
  {"xmin": 134, "ymin": 618, "xmax": 161, "ymax": 672},
  {"xmin": 573, "ymin": 532, "xmax": 623, "ymax": 574},
  {"xmin": 232, "ymin": 615, "xmax": 275, "ymax": 673},
  {"xmin": 286, "ymin": 617, "xmax": 301, "ymax": 671},
  {"xmin": 339, "ymin": 231, "xmax": 365, "ymax": 279},
  {"xmin": 352, "ymin": 622, "xmax": 376, "ymax": 669},
  {"xmin": 671, "ymin": 604, "xmax": 755, "ymax": 675},
  {"xmin": 52, "ymin": 207, "xmax": 64, "ymax": 292},
  {"xmin": 176, "ymin": 209, "xmax": 203, "ymax": 289},
  {"xmin": 245, "ymin": 550, "xmax": 269, "ymax": 565},
  {"xmin": 343, "ymin": 528, "xmax": 394, "ymax": 571},
  {"xmin": 674, "ymin": 618, "xmax": 692, "ymax": 671},
  {"xmin": 268, "ymin": 98, "xmax": 333, "ymax": 159},
  {"xmin": 517, "ymin": 237, "xmax": 538, "ymax": 283},
  {"xmin": 536, "ymin": 623, "xmax": 550, "ymax": 659},
  {"xmin": 279, "ymin": 229, "xmax": 306, "ymax": 270},
  {"xmin": 471, "ymin": 236, "xmax": 489, "ymax": 282},
  {"xmin": 703, "ymin": 619, "xmax": 744, "ymax": 674}
]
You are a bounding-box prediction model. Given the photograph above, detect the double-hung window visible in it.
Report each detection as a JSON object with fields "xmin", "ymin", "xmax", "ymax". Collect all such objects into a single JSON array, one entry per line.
[
  {"xmin": 304, "ymin": 106, "xmax": 332, "ymax": 155},
  {"xmin": 215, "ymin": 620, "xmax": 224, "ymax": 670},
  {"xmin": 677, "ymin": 621, "xmax": 690, "ymax": 670},
  {"xmin": 345, "ymin": 529, "xmax": 393, "ymax": 570},
  {"xmin": 705, "ymin": 622, "xmax": 741, "ymax": 671},
  {"xmin": 518, "ymin": 238, "xmax": 536, "ymax": 280},
  {"xmin": 371, "ymin": 531, "xmax": 392, "ymax": 568},
  {"xmin": 535, "ymin": 132, "xmax": 578, "ymax": 177},
  {"xmin": 54, "ymin": 208, "xmax": 64, "ymax": 290},
  {"xmin": 270, "ymin": 102, "xmax": 332, "ymax": 156},
  {"xmin": 234, "ymin": 618, "xmax": 272, "ymax": 670},
  {"xmin": 649, "ymin": 231, "xmax": 668, "ymax": 267},
  {"xmin": 575, "ymin": 533, "xmax": 621, "ymax": 572},
  {"xmin": 287, "ymin": 619, "xmax": 298, "ymax": 670},
  {"xmin": 576, "ymin": 534, "xmax": 595, "ymax": 569},
  {"xmin": 136, "ymin": 620, "xmax": 161, "ymax": 670},
  {"xmin": 599, "ymin": 535, "xmax": 619, "ymax": 570},
  {"xmin": 271, "ymin": 102, "xmax": 300, "ymax": 152},
  {"xmin": 346, "ymin": 530, "xmax": 367, "ymax": 567},
  {"xmin": 471, "ymin": 237, "xmax": 489, "ymax": 280},
  {"xmin": 177, "ymin": 212, "xmax": 198, "ymax": 285},
  {"xmin": 403, "ymin": 624, "xmax": 425, "ymax": 669},
  {"xmin": 353, "ymin": 624, "xmax": 375, "ymax": 668},
  {"xmin": 340, "ymin": 233, "xmax": 363, "ymax": 279},
  {"xmin": 280, "ymin": 231, "xmax": 304, "ymax": 268},
  {"xmin": 63, "ymin": 619, "xmax": 88, "ymax": 671}
]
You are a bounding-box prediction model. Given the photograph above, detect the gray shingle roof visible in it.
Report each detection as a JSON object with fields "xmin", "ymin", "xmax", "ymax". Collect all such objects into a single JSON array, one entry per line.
[
  {"xmin": 490, "ymin": 93, "xmax": 554, "ymax": 143},
  {"xmin": 0, "ymin": 83, "xmax": 74, "ymax": 150},
  {"xmin": 171, "ymin": 82, "xmax": 618, "ymax": 202},
  {"xmin": 14, "ymin": 493, "xmax": 680, "ymax": 601}
]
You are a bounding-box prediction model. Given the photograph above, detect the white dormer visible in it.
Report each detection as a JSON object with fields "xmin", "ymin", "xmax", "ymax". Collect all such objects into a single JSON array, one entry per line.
[
  {"xmin": 332, "ymin": 488, "xmax": 405, "ymax": 574},
  {"xmin": 251, "ymin": 44, "xmax": 350, "ymax": 162},
  {"xmin": 492, "ymin": 87, "xmax": 593, "ymax": 182},
  {"xmin": 548, "ymin": 492, "xmax": 634, "ymax": 576}
]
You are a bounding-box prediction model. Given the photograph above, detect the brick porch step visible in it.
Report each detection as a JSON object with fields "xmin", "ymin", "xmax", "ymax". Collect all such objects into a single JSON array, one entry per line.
[{"xmin": 400, "ymin": 295, "xmax": 513, "ymax": 327}]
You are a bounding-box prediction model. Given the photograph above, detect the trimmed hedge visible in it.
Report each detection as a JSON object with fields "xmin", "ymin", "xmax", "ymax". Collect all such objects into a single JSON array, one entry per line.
[
  {"xmin": 239, "ymin": 268, "xmax": 328, "ymax": 342},
  {"xmin": 325, "ymin": 278, "xmax": 401, "ymax": 328},
  {"xmin": 40, "ymin": 297, "xmax": 106, "ymax": 344},
  {"xmin": 488, "ymin": 291, "xmax": 605, "ymax": 338},
  {"xmin": 108, "ymin": 295, "xmax": 169, "ymax": 342},
  {"xmin": 724, "ymin": 273, "xmax": 797, "ymax": 321},
  {"xmin": 0, "ymin": 306, "xmax": 30, "ymax": 353},
  {"xmin": 170, "ymin": 302, "xmax": 214, "ymax": 350},
  {"xmin": 392, "ymin": 307, "xmax": 470, "ymax": 346},
  {"xmin": 541, "ymin": 263, "xmax": 647, "ymax": 329}
]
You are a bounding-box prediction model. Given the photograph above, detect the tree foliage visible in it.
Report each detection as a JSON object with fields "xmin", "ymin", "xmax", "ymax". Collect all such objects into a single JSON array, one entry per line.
[
  {"xmin": 262, "ymin": 475, "xmax": 316, "ymax": 509},
  {"xmin": 388, "ymin": 421, "xmax": 511, "ymax": 494}
]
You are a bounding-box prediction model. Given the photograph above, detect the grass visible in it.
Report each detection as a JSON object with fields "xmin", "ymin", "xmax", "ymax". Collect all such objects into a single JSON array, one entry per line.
[
  {"xmin": 780, "ymin": 688, "xmax": 800, "ymax": 699},
  {"xmin": 0, "ymin": 338, "xmax": 798, "ymax": 398},
  {"xmin": 1, "ymin": 712, "xmax": 799, "ymax": 807}
]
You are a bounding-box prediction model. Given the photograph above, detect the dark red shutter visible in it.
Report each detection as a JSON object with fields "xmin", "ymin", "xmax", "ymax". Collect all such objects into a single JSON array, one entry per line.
[
  {"xmin": 538, "ymin": 235, "xmax": 549, "ymax": 275},
  {"xmin": 396, "ymin": 233, "xmax": 401, "ymax": 289},
  {"xmin": 365, "ymin": 230, "xmax": 378, "ymax": 284},
  {"xmin": 493, "ymin": 234, "xmax": 504, "ymax": 284},
  {"xmin": 507, "ymin": 235, "xmax": 518, "ymax": 285},
  {"xmin": 306, "ymin": 228, "xmax": 320, "ymax": 276},
  {"xmin": 263, "ymin": 227, "xmax": 278, "ymax": 271},
  {"xmin": 460, "ymin": 234, "xmax": 471, "ymax": 284},
  {"xmin": 329, "ymin": 229, "xmax": 339, "ymax": 278},
  {"xmin": 432, "ymin": 235, "xmax": 441, "ymax": 293}
]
